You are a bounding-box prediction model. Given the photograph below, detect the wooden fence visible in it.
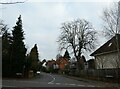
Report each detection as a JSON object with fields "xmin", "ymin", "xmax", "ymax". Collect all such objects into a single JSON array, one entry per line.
[{"xmin": 69, "ymin": 69, "xmax": 120, "ymax": 83}]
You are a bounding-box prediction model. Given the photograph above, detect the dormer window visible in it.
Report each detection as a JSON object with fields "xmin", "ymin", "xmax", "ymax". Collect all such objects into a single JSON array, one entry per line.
[{"xmin": 108, "ymin": 43, "xmax": 112, "ymax": 47}]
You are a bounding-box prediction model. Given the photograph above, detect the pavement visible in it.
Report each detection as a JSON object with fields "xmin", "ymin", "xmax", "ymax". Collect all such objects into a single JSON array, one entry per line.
[{"xmin": 64, "ymin": 75, "xmax": 120, "ymax": 88}]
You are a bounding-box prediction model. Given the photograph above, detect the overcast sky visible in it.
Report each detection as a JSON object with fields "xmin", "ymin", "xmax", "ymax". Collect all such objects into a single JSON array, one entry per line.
[{"xmin": 1, "ymin": 0, "xmax": 119, "ymax": 61}]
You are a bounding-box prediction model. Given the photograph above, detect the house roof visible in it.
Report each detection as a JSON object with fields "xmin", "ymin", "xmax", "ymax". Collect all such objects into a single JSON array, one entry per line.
[
  {"xmin": 56, "ymin": 57, "xmax": 68, "ymax": 64},
  {"xmin": 90, "ymin": 34, "xmax": 120, "ymax": 56},
  {"xmin": 46, "ymin": 60, "xmax": 56, "ymax": 66}
]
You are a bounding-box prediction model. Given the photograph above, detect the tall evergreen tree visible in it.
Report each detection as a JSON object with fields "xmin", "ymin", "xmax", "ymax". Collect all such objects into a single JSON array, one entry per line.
[
  {"xmin": 11, "ymin": 15, "xmax": 26, "ymax": 75},
  {"xmin": 29, "ymin": 44, "xmax": 39, "ymax": 74},
  {"xmin": 2, "ymin": 27, "xmax": 13, "ymax": 77},
  {"xmin": 63, "ymin": 50, "xmax": 71, "ymax": 60},
  {"xmin": 2, "ymin": 30, "xmax": 12, "ymax": 58}
]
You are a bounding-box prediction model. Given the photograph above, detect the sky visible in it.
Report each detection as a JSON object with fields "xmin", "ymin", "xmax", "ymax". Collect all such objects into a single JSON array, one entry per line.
[{"xmin": 0, "ymin": 0, "xmax": 120, "ymax": 61}]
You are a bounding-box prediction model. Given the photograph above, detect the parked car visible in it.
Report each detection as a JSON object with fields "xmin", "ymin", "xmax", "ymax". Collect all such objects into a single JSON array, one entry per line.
[
  {"xmin": 37, "ymin": 71, "xmax": 40, "ymax": 75},
  {"xmin": 16, "ymin": 73, "xmax": 22, "ymax": 77}
]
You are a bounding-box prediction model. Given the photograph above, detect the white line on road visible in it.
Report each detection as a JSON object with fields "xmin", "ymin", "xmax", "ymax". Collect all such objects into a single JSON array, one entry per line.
[
  {"xmin": 68, "ymin": 84, "xmax": 76, "ymax": 86},
  {"xmin": 77, "ymin": 84, "xmax": 85, "ymax": 87},
  {"xmin": 2, "ymin": 85, "xmax": 18, "ymax": 87},
  {"xmin": 87, "ymin": 85, "xmax": 95, "ymax": 87},
  {"xmin": 48, "ymin": 82, "xmax": 54, "ymax": 84},
  {"xmin": 48, "ymin": 74, "xmax": 56, "ymax": 84},
  {"xmin": 55, "ymin": 83, "xmax": 61, "ymax": 85}
]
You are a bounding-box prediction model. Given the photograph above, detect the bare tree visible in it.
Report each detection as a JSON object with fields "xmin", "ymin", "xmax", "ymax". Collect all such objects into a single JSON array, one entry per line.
[
  {"xmin": 102, "ymin": 2, "xmax": 120, "ymax": 38},
  {"xmin": 0, "ymin": 20, "xmax": 6, "ymax": 36},
  {"xmin": 102, "ymin": 2, "xmax": 120, "ymax": 84},
  {"xmin": 58, "ymin": 19, "xmax": 97, "ymax": 71},
  {"xmin": 0, "ymin": 20, "xmax": 10, "ymax": 37},
  {"xmin": 0, "ymin": 20, "xmax": 4, "ymax": 30}
]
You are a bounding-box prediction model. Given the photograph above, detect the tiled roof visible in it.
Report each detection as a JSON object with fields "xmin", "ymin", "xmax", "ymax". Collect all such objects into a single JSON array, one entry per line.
[
  {"xmin": 46, "ymin": 60, "xmax": 56, "ymax": 66},
  {"xmin": 56, "ymin": 57, "xmax": 68, "ymax": 64},
  {"xmin": 90, "ymin": 34, "xmax": 120, "ymax": 56}
]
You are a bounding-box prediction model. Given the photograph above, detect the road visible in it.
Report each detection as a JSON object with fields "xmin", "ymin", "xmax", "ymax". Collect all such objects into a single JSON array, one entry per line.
[{"xmin": 2, "ymin": 72, "xmax": 102, "ymax": 88}]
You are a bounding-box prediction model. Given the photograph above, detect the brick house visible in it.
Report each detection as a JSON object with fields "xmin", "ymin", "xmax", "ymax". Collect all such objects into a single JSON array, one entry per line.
[
  {"xmin": 46, "ymin": 60, "xmax": 55, "ymax": 69},
  {"xmin": 56, "ymin": 57, "xmax": 69, "ymax": 71}
]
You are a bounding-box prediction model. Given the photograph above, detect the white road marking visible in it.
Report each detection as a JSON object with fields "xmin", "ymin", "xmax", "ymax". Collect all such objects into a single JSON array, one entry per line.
[
  {"xmin": 3, "ymin": 78, "xmax": 97, "ymax": 87},
  {"xmin": 48, "ymin": 82, "xmax": 54, "ymax": 84},
  {"xmin": 69, "ymin": 84, "xmax": 76, "ymax": 86},
  {"xmin": 2, "ymin": 85, "xmax": 18, "ymax": 87},
  {"xmin": 55, "ymin": 83, "xmax": 61, "ymax": 85},
  {"xmin": 77, "ymin": 84, "xmax": 85, "ymax": 87},
  {"xmin": 48, "ymin": 74, "xmax": 56, "ymax": 84},
  {"xmin": 87, "ymin": 85, "xmax": 95, "ymax": 87}
]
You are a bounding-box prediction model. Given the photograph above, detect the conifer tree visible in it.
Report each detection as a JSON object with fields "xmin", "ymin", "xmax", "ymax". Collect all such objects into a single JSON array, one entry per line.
[
  {"xmin": 29, "ymin": 44, "xmax": 39, "ymax": 74},
  {"xmin": 2, "ymin": 27, "xmax": 13, "ymax": 76},
  {"xmin": 63, "ymin": 50, "xmax": 71, "ymax": 60},
  {"xmin": 11, "ymin": 15, "xmax": 26, "ymax": 75}
]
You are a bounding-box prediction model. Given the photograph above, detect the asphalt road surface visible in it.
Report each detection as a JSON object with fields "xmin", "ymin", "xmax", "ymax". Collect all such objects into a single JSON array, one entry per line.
[{"xmin": 2, "ymin": 72, "xmax": 103, "ymax": 88}]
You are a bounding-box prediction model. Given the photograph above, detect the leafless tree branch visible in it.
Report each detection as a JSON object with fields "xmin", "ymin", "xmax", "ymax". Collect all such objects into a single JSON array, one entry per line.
[
  {"xmin": 102, "ymin": 2, "xmax": 120, "ymax": 38},
  {"xmin": 57, "ymin": 19, "xmax": 97, "ymax": 70}
]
